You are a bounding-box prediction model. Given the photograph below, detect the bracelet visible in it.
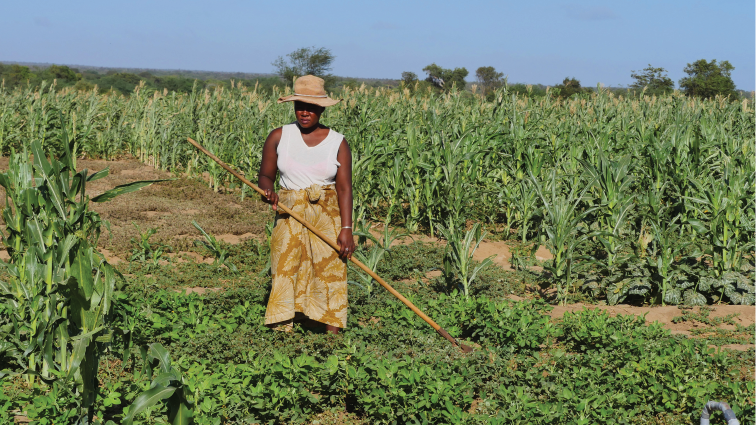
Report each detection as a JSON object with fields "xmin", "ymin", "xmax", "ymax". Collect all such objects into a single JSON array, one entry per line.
[{"xmin": 342, "ymin": 226, "xmax": 352, "ymax": 229}]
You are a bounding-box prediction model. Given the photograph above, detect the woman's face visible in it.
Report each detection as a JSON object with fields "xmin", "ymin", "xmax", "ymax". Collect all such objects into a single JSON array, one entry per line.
[{"xmin": 294, "ymin": 101, "xmax": 325, "ymax": 129}]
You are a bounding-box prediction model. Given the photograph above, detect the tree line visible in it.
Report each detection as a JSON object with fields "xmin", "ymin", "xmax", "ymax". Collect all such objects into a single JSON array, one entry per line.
[
  {"xmin": 0, "ymin": 63, "xmax": 288, "ymax": 96},
  {"xmin": 1, "ymin": 49, "xmax": 747, "ymax": 100},
  {"xmin": 271, "ymin": 46, "xmax": 745, "ymax": 100}
]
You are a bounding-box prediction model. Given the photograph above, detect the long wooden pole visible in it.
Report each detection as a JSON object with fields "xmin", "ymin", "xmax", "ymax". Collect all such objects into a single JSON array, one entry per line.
[{"xmin": 187, "ymin": 137, "xmax": 472, "ymax": 353}]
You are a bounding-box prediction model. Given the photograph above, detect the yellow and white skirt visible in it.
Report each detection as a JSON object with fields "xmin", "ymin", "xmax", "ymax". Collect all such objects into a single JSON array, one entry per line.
[{"xmin": 264, "ymin": 184, "xmax": 348, "ymax": 328}]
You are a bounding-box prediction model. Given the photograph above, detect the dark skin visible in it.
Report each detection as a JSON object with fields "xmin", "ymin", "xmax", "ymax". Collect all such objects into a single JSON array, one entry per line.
[{"xmin": 257, "ymin": 100, "xmax": 355, "ymax": 335}]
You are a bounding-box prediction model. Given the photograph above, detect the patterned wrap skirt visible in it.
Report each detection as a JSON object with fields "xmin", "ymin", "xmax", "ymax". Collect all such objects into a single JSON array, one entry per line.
[{"xmin": 264, "ymin": 184, "xmax": 348, "ymax": 328}]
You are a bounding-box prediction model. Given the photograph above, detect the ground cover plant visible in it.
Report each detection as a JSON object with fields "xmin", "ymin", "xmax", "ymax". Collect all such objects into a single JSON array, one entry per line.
[
  {"xmin": 0, "ymin": 82, "xmax": 753, "ymax": 423},
  {"xmin": 2, "ymin": 240, "xmax": 753, "ymax": 423}
]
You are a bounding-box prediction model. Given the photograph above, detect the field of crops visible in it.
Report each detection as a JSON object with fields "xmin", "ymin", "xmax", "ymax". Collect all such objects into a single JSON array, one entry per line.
[
  {"xmin": 1, "ymin": 82, "xmax": 753, "ymax": 305},
  {"xmin": 0, "ymin": 82, "xmax": 754, "ymax": 423}
]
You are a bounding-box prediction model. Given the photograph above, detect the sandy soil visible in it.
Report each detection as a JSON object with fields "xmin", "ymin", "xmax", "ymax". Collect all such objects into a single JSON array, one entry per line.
[
  {"xmin": 367, "ymin": 225, "xmax": 553, "ymax": 272},
  {"xmin": 0, "ymin": 157, "xmax": 270, "ymax": 254},
  {"xmin": 549, "ymin": 304, "xmax": 756, "ymax": 351}
]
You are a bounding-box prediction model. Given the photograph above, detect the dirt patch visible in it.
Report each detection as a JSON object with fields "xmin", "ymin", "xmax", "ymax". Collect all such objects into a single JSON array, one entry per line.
[
  {"xmin": 179, "ymin": 287, "xmax": 222, "ymax": 295},
  {"xmin": 549, "ymin": 304, "xmax": 755, "ymax": 350},
  {"xmin": 713, "ymin": 344, "xmax": 754, "ymax": 351},
  {"xmin": 99, "ymin": 248, "xmax": 125, "ymax": 265},
  {"xmin": 366, "ymin": 225, "xmax": 552, "ymax": 273},
  {"xmin": 216, "ymin": 233, "xmax": 257, "ymax": 244}
]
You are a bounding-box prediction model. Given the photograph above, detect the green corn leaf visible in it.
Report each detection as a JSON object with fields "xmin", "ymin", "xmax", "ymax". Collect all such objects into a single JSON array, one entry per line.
[
  {"xmin": 71, "ymin": 249, "xmax": 94, "ymax": 300},
  {"xmin": 65, "ymin": 330, "xmax": 97, "ymax": 381},
  {"xmin": 91, "ymin": 179, "xmax": 172, "ymax": 202},
  {"xmin": 87, "ymin": 167, "xmax": 110, "ymax": 182},
  {"xmin": 148, "ymin": 343, "xmax": 173, "ymax": 373},
  {"xmin": 55, "ymin": 235, "xmax": 78, "ymax": 269},
  {"xmin": 151, "ymin": 370, "xmax": 183, "ymax": 389},
  {"xmin": 685, "ymin": 219, "xmax": 708, "ymax": 234},
  {"xmin": 168, "ymin": 399, "xmax": 194, "ymax": 425},
  {"xmin": 30, "ymin": 142, "xmax": 52, "ymax": 178},
  {"xmin": 122, "ymin": 384, "xmax": 177, "ymax": 425}
]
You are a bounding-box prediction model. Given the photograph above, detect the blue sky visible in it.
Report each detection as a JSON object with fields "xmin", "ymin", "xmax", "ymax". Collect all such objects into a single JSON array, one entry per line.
[{"xmin": 3, "ymin": 0, "xmax": 754, "ymax": 90}]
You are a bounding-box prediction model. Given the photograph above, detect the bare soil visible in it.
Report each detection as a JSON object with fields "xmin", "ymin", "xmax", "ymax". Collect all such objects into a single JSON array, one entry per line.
[
  {"xmin": 0, "ymin": 157, "xmax": 270, "ymax": 255},
  {"xmin": 0, "ymin": 158, "xmax": 752, "ymax": 350}
]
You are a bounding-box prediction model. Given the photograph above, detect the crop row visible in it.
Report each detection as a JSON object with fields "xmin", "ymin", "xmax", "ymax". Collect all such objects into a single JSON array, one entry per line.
[{"xmin": 0, "ymin": 82, "xmax": 753, "ymax": 305}]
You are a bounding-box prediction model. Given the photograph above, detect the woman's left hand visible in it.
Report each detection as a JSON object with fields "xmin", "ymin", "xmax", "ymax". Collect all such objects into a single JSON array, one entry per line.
[{"xmin": 337, "ymin": 228, "xmax": 356, "ymax": 260}]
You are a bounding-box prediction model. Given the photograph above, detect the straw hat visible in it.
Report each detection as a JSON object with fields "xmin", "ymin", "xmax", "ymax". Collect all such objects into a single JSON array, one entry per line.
[{"xmin": 277, "ymin": 75, "xmax": 340, "ymax": 107}]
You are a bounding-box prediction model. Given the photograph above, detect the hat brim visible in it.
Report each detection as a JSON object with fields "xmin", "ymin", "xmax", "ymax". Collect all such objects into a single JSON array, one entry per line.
[{"xmin": 277, "ymin": 95, "xmax": 341, "ymax": 107}]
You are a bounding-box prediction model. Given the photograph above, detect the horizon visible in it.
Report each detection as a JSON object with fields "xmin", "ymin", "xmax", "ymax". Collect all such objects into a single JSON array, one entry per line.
[{"xmin": 2, "ymin": 0, "xmax": 753, "ymax": 91}]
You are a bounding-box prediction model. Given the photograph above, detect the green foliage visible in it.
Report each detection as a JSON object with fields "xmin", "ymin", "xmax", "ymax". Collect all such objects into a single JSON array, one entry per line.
[
  {"xmin": 560, "ymin": 308, "xmax": 666, "ymax": 353},
  {"xmin": 530, "ymin": 170, "xmax": 602, "ymax": 305},
  {"xmin": 129, "ymin": 223, "xmax": 172, "ymax": 270},
  {"xmin": 0, "ymin": 124, "xmax": 165, "ymax": 422},
  {"xmin": 0, "ymin": 76, "xmax": 753, "ymax": 306},
  {"xmin": 123, "ymin": 343, "xmax": 193, "ymax": 425},
  {"xmin": 47, "ymin": 65, "xmax": 79, "ymax": 81},
  {"xmin": 272, "ymin": 46, "xmax": 336, "ymax": 87},
  {"xmin": 400, "ymin": 71, "xmax": 418, "ymax": 89},
  {"xmin": 349, "ymin": 224, "xmax": 407, "ymax": 297},
  {"xmin": 422, "ymin": 63, "xmax": 469, "ymax": 91},
  {"xmin": 679, "ymin": 59, "xmax": 738, "ymax": 99},
  {"xmin": 475, "ymin": 66, "xmax": 504, "ymax": 97},
  {"xmin": 438, "ymin": 222, "xmax": 495, "ymax": 297},
  {"xmin": 555, "ymin": 77, "xmax": 583, "ymax": 98},
  {"xmin": 2, "ymin": 238, "xmax": 753, "ymax": 424},
  {"xmin": 191, "ymin": 220, "xmax": 237, "ymax": 272},
  {"xmin": 630, "ymin": 64, "xmax": 674, "ymax": 95}
]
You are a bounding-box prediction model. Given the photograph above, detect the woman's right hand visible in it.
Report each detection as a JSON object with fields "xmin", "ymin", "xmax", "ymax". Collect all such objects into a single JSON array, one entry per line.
[{"xmin": 263, "ymin": 188, "xmax": 279, "ymax": 211}]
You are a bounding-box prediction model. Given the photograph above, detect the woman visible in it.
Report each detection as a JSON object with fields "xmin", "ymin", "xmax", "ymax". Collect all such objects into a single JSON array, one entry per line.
[{"xmin": 258, "ymin": 75, "xmax": 355, "ymax": 335}]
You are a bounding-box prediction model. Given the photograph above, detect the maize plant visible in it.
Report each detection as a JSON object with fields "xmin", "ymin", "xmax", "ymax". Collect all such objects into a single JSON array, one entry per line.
[
  {"xmin": 530, "ymin": 170, "xmax": 602, "ymax": 305},
  {"xmin": 0, "ymin": 129, "xmax": 164, "ymax": 421},
  {"xmin": 438, "ymin": 221, "xmax": 495, "ymax": 298},
  {"xmin": 349, "ymin": 224, "xmax": 408, "ymax": 297},
  {"xmin": 579, "ymin": 152, "xmax": 635, "ymax": 269}
]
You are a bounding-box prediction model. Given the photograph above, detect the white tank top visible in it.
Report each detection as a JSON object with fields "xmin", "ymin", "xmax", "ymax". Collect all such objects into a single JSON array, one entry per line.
[{"xmin": 277, "ymin": 123, "xmax": 344, "ymax": 190}]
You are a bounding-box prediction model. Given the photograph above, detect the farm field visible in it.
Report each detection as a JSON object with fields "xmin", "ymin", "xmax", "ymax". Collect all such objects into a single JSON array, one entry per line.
[
  {"xmin": 0, "ymin": 84, "xmax": 754, "ymax": 423},
  {"xmin": 0, "ymin": 157, "xmax": 753, "ymax": 424}
]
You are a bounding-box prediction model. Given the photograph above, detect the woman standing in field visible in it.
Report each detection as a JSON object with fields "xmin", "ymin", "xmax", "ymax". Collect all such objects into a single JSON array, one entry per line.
[{"xmin": 257, "ymin": 75, "xmax": 354, "ymax": 335}]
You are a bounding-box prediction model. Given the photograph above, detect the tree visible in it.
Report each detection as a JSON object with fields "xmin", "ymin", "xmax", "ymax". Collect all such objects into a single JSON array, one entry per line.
[
  {"xmin": 555, "ymin": 77, "xmax": 583, "ymax": 98},
  {"xmin": 678, "ymin": 59, "xmax": 737, "ymax": 99},
  {"xmin": 422, "ymin": 63, "xmax": 468, "ymax": 91},
  {"xmin": 2, "ymin": 64, "xmax": 35, "ymax": 87},
  {"xmin": 475, "ymin": 66, "xmax": 504, "ymax": 96},
  {"xmin": 272, "ymin": 46, "xmax": 335, "ymax": 87},
  {"xmin": 630, "ymin": 64, "xmax": 674, "ymax": 95},
  {"xmin": 47, "ymin": 64, "xmax": 78, "ymax": 81},
  {"xmin": 401, "ymin": 71, "xmax": 418, "ymax": 87}
]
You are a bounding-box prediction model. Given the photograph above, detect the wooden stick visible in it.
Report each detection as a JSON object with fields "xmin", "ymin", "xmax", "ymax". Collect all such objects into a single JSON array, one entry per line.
[{"xmin": 187, "ymin": 137, "xmax": 472, "ymax": 352}]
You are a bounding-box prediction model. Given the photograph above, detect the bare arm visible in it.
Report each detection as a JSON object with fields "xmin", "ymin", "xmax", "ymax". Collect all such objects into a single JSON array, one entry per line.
[
  {"xmin": 258, "ymin": 127, "xmax": 282, "ymax": 210},
  {"xmin": 335, "ymin": 138, "xmax": 355, "ymax": 259}
]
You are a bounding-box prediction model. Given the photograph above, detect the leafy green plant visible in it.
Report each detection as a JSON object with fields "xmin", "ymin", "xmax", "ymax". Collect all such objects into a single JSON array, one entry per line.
[
  {"xmin": 191, "ymin": 220, "xmax": 237, "ymax": 272},
  {"xmin": 129, "ymin": 222, "xmax": 172, "ymax": 270},
  {"xmin": 437, "ymin": 221, "xmax": 495, "ymax": 297},
  {"xmin": 684, "ymin": 170, "xmax": 755, "ymax": 305},
  {"xmin": 123, "ymin": 343, "xmax": 193, "ymax": 425},
  {"xmin": 349, "ymin": 224, "xmax": 407, "ymax": 297},
  {"xmin": 530, "ymin": 170, "xmax": 601, "ymax": 305},
  {"xmin": 579, "ymin": 151, "xmax": 635, "ymax": 269},
  {"xmin": 0, "ymin": 131, "xmax": 164, "ymax": 421}
]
